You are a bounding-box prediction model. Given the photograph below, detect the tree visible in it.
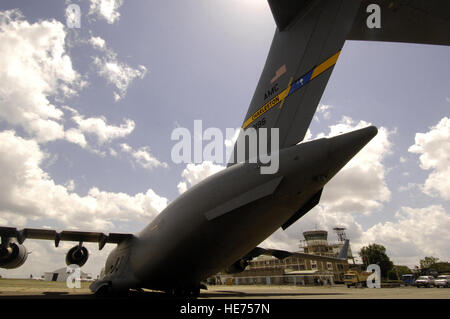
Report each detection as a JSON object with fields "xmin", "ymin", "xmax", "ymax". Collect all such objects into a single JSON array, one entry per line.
[
  {"xmin": 393, "ymin": 265, "xmax": 412, "ymax": 279},
  {"xmin": 394, "ymin": 265, "xmax": 412, "ymax": 275},
  {"xmin": 359, "ymin": 243, "xmax": 394, "ymax": 278},
  {"xmin": 419, "ymin": 256, "xmax": 439, "ymax": 269}
]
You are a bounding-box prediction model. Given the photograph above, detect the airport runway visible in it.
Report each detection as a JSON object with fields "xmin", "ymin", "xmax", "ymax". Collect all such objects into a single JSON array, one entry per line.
[
  {"xmin": 201, "ymin": 285, "xmax": 450, "ymax": 299},
  {"xmin": 0, "ymin": 280, "xmax": 449, "ymax": 299}
]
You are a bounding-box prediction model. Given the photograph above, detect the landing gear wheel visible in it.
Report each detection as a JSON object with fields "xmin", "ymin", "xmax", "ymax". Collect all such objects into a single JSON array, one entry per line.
[
  {"xmin": 94, "ymin": 284, "xmax": 112, "ymax": 297},
  {"xmin": 166, "ymin": 287, "xmax": 200, "ymax": 298},
  {"xmin": 188, "ymin": 287, "xmax": 200, "ymax": 298}
]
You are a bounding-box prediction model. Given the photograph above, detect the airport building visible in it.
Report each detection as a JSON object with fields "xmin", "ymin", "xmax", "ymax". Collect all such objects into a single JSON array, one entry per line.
[
  {"xmin": 217, "ymin": 228, "xmax": 352, "ymax": 286},
  {"xmin": 43, "ymin": 267, "xmax": 92, "ymax": 282}
]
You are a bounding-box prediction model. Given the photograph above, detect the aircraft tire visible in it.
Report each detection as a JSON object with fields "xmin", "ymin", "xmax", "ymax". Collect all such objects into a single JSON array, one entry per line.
[
  {"xmin": 94, "ymin": 284, "xmax": 112, "ymax": 297},
  {"xmin": 167, "ymin": 287, "xmax": 199, "ymax": 298}
]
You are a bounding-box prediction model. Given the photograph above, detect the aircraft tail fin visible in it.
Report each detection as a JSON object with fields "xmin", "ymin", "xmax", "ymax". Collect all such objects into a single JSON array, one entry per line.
[
  {"xmin": 267, "ymin": 0, "xmax": 315, "ymax": 31},
  {"xmin": 228, "ymin": 0, "xmax": 360, "ymax": 166},
  {"xmin": 337, "ymin": 239, "xmax": 350, "ymax": 260}
]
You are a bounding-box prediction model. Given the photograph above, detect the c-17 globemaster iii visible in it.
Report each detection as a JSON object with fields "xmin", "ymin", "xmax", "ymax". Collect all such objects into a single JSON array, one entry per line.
[{"xmin": 1, "ymin": 0, "xmax": 449, "ymax": 297}]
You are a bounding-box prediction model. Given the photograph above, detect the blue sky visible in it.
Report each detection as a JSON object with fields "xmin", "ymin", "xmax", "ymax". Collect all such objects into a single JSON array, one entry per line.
[{"xmin": 0, "ymin": 0, "xmax": 449, "ymax": 278}]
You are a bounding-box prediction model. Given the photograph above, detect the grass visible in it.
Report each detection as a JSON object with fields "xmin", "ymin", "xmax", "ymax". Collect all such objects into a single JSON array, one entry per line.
[{"xmin": 0, "ymin": 278, "xmax": 91, "ymax": 290}]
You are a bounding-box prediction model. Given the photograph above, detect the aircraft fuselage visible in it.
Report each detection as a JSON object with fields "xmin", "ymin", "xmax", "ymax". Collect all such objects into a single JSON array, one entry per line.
[{"xmin": 95, "ymin": 126, "xmax": 377, "ymax": 293}]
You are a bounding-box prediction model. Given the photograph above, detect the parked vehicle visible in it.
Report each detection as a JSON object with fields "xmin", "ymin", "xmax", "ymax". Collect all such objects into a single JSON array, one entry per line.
[
  {"xmin": 344, "ymin": 270, "xmax": 370, "ymax": 288},
  {"xmin": 434, "ymin": 275, "xmax": 450, "ymax": 288},
  {"xmin": 401, "ymin": 274, "xmax": 416, "ymax": 286},
  {"xmin": 415, "ymin": 276, "xmax": 435, "ymax": 288}
]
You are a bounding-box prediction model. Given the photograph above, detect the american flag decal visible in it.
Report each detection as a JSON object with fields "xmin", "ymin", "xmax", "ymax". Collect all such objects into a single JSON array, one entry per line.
[{"xmin": 270, "ymin": 64, "xmax": 286, "ymax": 84}]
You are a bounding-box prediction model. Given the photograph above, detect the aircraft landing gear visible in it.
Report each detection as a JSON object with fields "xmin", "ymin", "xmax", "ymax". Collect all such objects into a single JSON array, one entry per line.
[
  {"xmin": 166, "ymin": 286, "xmax": 200, "ymax": 298},
  {"xmin": 92, "ymin": 281, "xmax": 130, "ymax": 297}
]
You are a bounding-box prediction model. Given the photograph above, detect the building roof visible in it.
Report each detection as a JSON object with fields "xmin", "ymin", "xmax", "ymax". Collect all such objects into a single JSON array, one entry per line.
[
  {"xmin": 44, "ymin": 267, "xmax": 89, "ymax": 276},
  {"xmin": 284, "ymin": 270, "xmax": 334, "ymax": 276},
  {"xmin": 285, "ymin": 270, "xmax": 318, "ymax": 275}
]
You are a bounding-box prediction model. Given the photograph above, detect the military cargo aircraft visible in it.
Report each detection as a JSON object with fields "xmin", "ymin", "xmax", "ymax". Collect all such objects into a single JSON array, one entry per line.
[{"xmin": 1, "ymin": 0, "xmax": 449, "ymax": 296}]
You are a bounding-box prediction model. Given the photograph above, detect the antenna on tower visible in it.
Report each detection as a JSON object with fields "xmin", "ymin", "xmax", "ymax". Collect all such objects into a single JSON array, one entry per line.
[
  {"xmin": 333, "ymin": 226, "xmax": 355, "ymax": 264},
  {"xmin": 333, "ymin": 227, "xmax": 347, "ymax": 242}
]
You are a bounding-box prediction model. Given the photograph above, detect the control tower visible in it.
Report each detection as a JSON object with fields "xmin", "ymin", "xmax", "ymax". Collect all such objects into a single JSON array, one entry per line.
[
  {"xmin": 301, "ymin": 230, "xmax": 330, "ymax": 255},
  {"xmin": 298, "ymin": 228, "xmax": 354, "ymax": 260}
]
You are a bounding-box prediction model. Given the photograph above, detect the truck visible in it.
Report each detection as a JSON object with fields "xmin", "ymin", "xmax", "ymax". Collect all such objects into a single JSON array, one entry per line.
[
  {"xmin": 344, "ymin": 270, "xmax": 371, "ymax": 288},
  {"xmin": 401, "ymin": 274, "xmax": 416, "ymax": 286}
]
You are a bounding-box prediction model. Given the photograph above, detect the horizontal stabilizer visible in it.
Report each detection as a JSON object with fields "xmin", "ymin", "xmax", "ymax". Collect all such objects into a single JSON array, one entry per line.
[
  {"xmin": 281, "ymin": 188, "xmax": 323, "ymax": 230},
  {"xmin": 244, "ymin": 241, "xmax": 351, "ymax": 263},
  {"xmin": 244, "ymin": 246, "xmax": 293, "ymax": 261},
  {"xmin": 204, "ymin": 176, "xmax": 283, "ymax": 221},
  {"xmin": 347, "ymin": 0, "xmax": 450, "ymax": 46},
  {"xmin": 264, "ymin": 248, "xmax": 293, "ymax": 260}
]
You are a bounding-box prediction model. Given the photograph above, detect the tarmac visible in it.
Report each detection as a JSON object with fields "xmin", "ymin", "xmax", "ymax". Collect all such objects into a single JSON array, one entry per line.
[{"xmin": 0, "ymin": 279, "xmax": 449, "ymax": 299}]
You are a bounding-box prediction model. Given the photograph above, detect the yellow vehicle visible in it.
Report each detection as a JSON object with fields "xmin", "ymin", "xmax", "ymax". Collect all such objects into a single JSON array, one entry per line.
[{"xmin": 344, "ymin": 270, "xmax": 371, "ymax": 288}]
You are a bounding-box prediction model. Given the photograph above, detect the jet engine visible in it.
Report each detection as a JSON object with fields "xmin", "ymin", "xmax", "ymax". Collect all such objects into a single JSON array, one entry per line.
[
  {"xmin": 224, "ymin": 259, "xmax": 249, "ymax": 274},
  {"xmin": 65, "ymin": 245, "xmax": 89, "ymax": 267},
  {"xmin": 0, "ymin": 243, "xmax": 28, "ymax": 269}
]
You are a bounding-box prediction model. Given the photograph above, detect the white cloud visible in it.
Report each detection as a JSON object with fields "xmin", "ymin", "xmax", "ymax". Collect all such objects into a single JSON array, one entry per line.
[
  {"xmin": 89, "ymin": 35, "xmax": 106, "ymax": 50},
  {"xmin": 89, "ymin": 0, "xmax": 123, "ymax": 24},
  {"xmin": 64, "ymin": 128, "xmax": 88, "ymax": 148},
  {"xmin": 65, "ymin": 180, "xmax": 75, "ymax": 192},
  {"xmin": 93, "ymin": 57, "xmax": 147, "ymax": 101},
  {"xmin": 0, "ymin": 11, "xmax": 138, "ymax": 151},
  {"xmin": 360, "ymin": 205, "xmax": 450, "ymax": 266},
  {"xmin": 304, "ymin": 129, "xmax": 312, "ymax": 141},
  {"xmin": 260, "ymin": 230, "xmax": 300, "ymax": 251},
  {"xmin": 109, "ymin": 147, "xmax": 118, "ymax": 157},
  {"xmin": 62, "ymin": 105, "xmax": 135, "ymax": 145},
  {"xmin": 88, "ymin": 32, "xmax": 147, "ymax": 101},
  {"xmin": 177, "ymin": 161, "xmax": 225, "ymax": 194},
  {"xmin": 0, "ymin": 130, "xmax": 168, "ymax": 232},
  {"xmin": 317, "ymin": 104, "xmax": 333, "ymax": 120},
  {"xmin": 120, "ymin": 143, "xmax": 168, "ymax": 170},
  {"xmin": 408, "ymin": 117, "xmax": 450, "ymax": 200},
  {"xmin": 177, "ymin": 182, "xmax": 188, "ymax": 195},
  {"xmin": 0, "ymin": 10, "xmax": 82, "ymax": 142},
  {"xmin": 73, "ymin": 114, "xmax": 135, "ymax": 144}
]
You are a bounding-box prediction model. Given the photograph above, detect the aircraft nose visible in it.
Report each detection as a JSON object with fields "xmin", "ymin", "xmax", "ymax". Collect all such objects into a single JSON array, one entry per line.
[{"xmin": 326, "ymin": 125, "xmax": 378, "ymax": 172}]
